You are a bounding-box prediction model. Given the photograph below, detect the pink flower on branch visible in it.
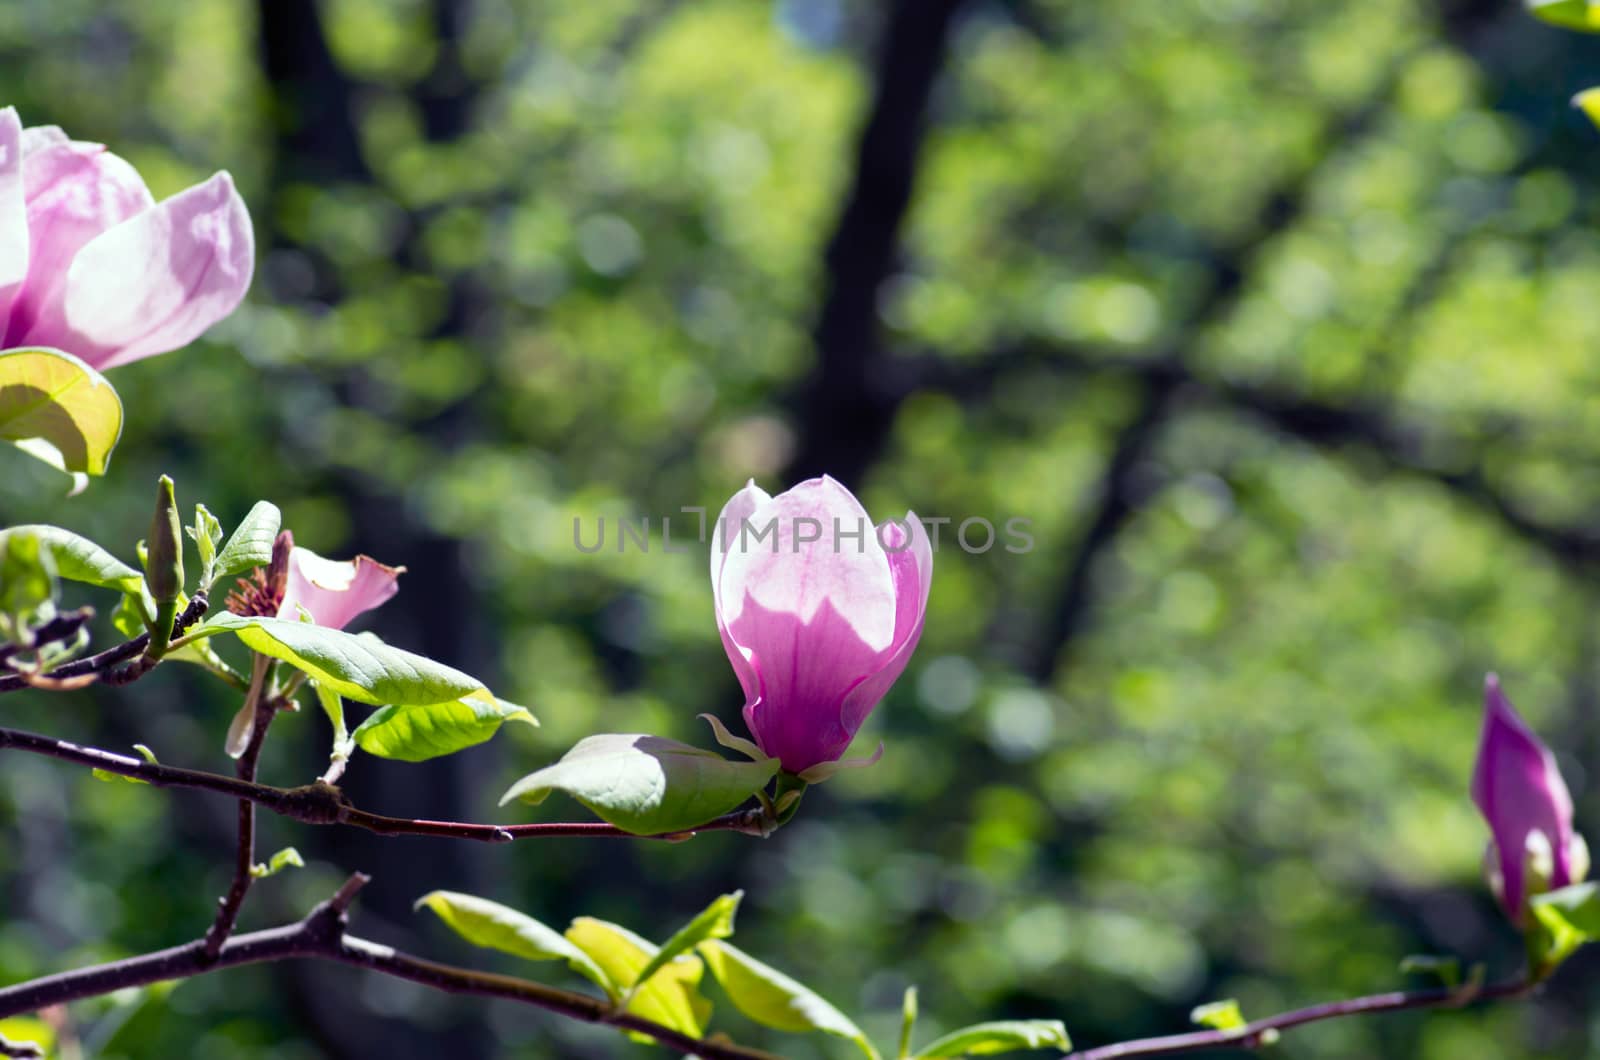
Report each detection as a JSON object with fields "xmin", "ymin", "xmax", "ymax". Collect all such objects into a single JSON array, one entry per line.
[
  {"xmin": 711, "ymin": 476, "xmax": 932, "ymax": 775},
  {"xmin": 0, "ymin": 106, "xmax": 253, "ymax": 370},
  {"xmin": 227, "ymin": 531, "xmax": 403, "ymax": 631},
  {"xmin": 1471, "ymin": 674, "xmax": 1590, "ymax": 924}
]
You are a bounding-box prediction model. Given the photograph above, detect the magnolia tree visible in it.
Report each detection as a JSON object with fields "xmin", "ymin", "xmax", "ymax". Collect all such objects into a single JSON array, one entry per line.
[{"xmin": 5, "ymin": 8, "xmax": 1600, "ymax": 1054}]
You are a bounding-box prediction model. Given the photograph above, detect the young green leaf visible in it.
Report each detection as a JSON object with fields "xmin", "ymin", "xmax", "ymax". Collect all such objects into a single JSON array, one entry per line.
[
  {"xmin": 0, "ymin": 530, "xmax": 55, "ymax": 638},
  {"xmin": 899, "ymin": 987, "xmax": 919, "ymax": 1060},
  {"xmin": 914, "ymin": 1020, "xmax": 1072, "ymax": 1057},
  {"xmin": 565, "ymin": 917, "xmax": 712, "ymax": 1042},
  {"xmin": 314, "ymin": 682, "xmax": 350, "ymax": 749},
  {"xmin": 2, "ymin": 525, "xmax": 143, "ymax": 594},
  {"xmin": 351, "ymin": 696, "xmax": 536, "ymax": 762},
  {"xmin": 499, "ymin": 734, "xmax": 777, "ymax": 836},
  {"xmin": 625, "ymin": 892, "xmax": 742, "ymax": 1003},
  {"xmin": 415, "ymin": 891, "xmax": 613, "ymax": 996},
  {"xmin": 1528, "ymin": 0, "xmax": 1600, "ymax": 32},
  {"xmin": 211, "ymin": 501, "xmax": 282, "ymax": 586},
  {"xmin": 0, "ymin": 1015, "xmax": 53, "ymax": 1059},
  {"xmin": 1190, "ymin": 1000, "xmax": 1246, "ymax": 1032},
  {"xmin": 191, "ymin": 613, "xmax": 487, "ymax": 706},
  {"xmin": 188, "ymin": 504, "xmax": 224, "ymax": 589},
  {"xmin": 0, "ymin": 346, "xmax": 124, "ymax": 477},
  {"xmin": 251, "ymin": 847, "xmax": 305, "ymax": 878},
  {"xmin": 698, "ymin": 939, "xmax": 878, "ymax": 1059},
  {"xmin": 1530, "ymin": 881, "xmax": 1600, "ymax": 977}
]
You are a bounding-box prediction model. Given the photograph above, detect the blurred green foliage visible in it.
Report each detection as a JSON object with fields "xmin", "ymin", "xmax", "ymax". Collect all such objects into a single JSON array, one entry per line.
[{"xmin": 3, "ymin": 0, "xmax": 1600, "ymax": 1057}]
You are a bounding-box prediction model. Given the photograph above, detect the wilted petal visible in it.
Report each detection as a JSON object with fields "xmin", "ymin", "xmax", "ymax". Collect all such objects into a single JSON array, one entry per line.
[
  {"xmin": 4, "ymin": 139, "xmax": 152, "ymax": 347},
  {"xmin": 279, "ymin": 547, "xmax": 403, "ymax": 631},
  {"xmin": 35, "ymin": 171, "xmax": 254, "ymax": 369},
  {"xmin": 1471, "ymin": 674, "xmax": 1578, "ymax": 919},
  {"xmin": 0, "ymin": 108, "xmax": 26, "ymax": 324}
]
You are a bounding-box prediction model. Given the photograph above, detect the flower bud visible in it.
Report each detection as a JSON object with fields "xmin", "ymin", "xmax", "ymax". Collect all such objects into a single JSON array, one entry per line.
[
  {"xmin": 1471, "ymin": 674, "xmax": 1589, "ymax": 924},
  {"xmin": 142, "ymin": 475, "xmax": 184, "ymax": 657},
  {"xmin": 710, "ymin": 476, "xmax": 932, "ymax": 774}
]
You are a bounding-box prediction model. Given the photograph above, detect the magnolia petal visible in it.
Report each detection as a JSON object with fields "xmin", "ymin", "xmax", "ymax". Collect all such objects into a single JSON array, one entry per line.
[
  {"xmin": 838, "ymin": 512, "xmax": 932, "ymax": 739},
  {"xmin": 0, "ymin": 108, "xmax": 26, "ymax": 321},
  {"xmin": 738, "ymin": 594, "xmax": 878, "ymax": 773},
  {"xmin": 43, "ymin": 171, "xmax": 254, "ymax": 369},
  {"xmin": 711, "ymin": 480, "xmax": 771, "ymax": 705},
  {"xmin": 1471, "ymin": 674, "xmax": 1578, "ymax": 919},
  {"xmin": 719, "ymin": 475, "xmax": 898, "ymax": 652},
  {"xmin": 20, "ymin": 126, "xmax": 67, "ymax": 157},
  {"xmin": 5, "ymin": 140, "xmax": 152, "ymax": 348},
  {"xmin": 278, "ymin": 547, "xmax": 404, "ymax": 631}
]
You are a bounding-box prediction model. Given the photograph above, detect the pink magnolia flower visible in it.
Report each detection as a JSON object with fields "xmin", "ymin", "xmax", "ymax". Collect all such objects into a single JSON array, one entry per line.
[
  {"xmin": 1471, "ymin": 674, "xmax": 1590, "ymax": 923},
  {"xmin": 0, "ymin": 106, "xmax": 253, "ymax": 370},
  {"xmin": 711, "ymin": 476, "xmax": 932, "ymax": 775},
  {"xmin": 227, "ymin": 530, "xmax": 403, "ymax": 630}
]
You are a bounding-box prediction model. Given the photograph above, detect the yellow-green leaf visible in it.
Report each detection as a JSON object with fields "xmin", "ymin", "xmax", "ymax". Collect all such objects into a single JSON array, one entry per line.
[
  {"xmin": 566, "ymin": 917, "xmax": 712, "ymax": 1041},
  {"xmin": 0, "ymin": 346, "xmax": 123, "ymax": 476}
]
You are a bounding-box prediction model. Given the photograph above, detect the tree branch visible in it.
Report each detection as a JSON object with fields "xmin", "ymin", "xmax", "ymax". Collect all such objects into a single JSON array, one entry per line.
[
  {"xmin": 1062, "ymin": 978, "xmax": 1532, "ymax": 1059},
  {"xmin": 0, "ymin": 875, "xmax": 782, "ymax": 1060},
  {"xmin": 0, "ymin": 723, "xmax": 772, "ymax": 841}
]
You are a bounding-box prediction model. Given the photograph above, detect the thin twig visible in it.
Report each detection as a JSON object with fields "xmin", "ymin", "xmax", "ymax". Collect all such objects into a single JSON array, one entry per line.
[
  {"xmin": 1062, "ymin": 979, "xmax": 1533, "ymax": 1059},
  {"xmin": 0, "ymin": 876, "xmax": 782, "ymax": 1060},
  {"xmin": 202, "ymin": 654, "xmax": 278, "ymax": 959},
  {"xmin": 0, "ymin": 723, "xmax": 773, "ymax": 841},
  {"xmin": 0, "ymin": 594, "xmax": 210, "ymax": 694},
  {"xmin": 0, "ymin": 607, "xmax": 94, "ymax": 666}
]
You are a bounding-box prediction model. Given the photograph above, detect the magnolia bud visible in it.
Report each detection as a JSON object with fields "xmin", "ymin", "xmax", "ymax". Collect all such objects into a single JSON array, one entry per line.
[{"xmin": 144, "ymin": 476, "xmax": 184, "ymax": 656}]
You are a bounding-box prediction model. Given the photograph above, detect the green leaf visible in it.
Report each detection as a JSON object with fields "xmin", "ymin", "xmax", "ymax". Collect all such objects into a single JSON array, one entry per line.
[
  {"xmin": 0, "ymin": 1016, "xmax": 53, "ymax": 1058},
  {"xmin": 91, "ymin": 744, "xmax": 158, "ymax": 786},
  {"xmin": 915, "ymin": 1021, "xmax": 1072, "ymax": 1057},
  {"xmin": 1530, "ymin": 881, "xmax": 1600, "ymax": 976},
  {"xmin": 1528, "ymin": 0, "xmax": 1600, "ymax": 31},
  {"xmin": 0, "ymin": 346, "xmax": 124, "ymax": 477},
  {"xmin": 626, "ymin": 891, "xmax": 741, "ymax": 1003},
  {"xmin": 189, "ymin": 504, "xmax": 224, "ymax": 589},
  {"xmin": 566, "ymin": 917, "xmax": 712, "ymax": 1042},
  {"xmin": 2, "ymin": 525, "xmax": 143, "ymax": 594},
  {"xmin": 1190, "ymin": 999, "xmax": 1246, "ymax": 1032},
  {"xmin": 0, "ymin": 529, "xmax": 55, "ymax": 637},
  {"xmin": 211, "ymin": 501, "xmax": 281, "ymax": 586},
  {"xmin": 251, "ymin": 847, "xmax": 305, "ymax": 878},
  {"xmin": 1575, "ymin": 87, "xmax": 1600, "ymax": 130},
  {"xmin": 352, "ymin": 695, "xmax": 536, "ymax": 762},
  {"xmin": 192, "ymin": 613, "xmax": 487, "ymax": 706},
  {"xmin": 415, "ymin": 890, "xmax": 612, "ymax": 996},
  {"xmin": 698, "ymin": 939, "xmax": 878, "ymax": 1058},
  {"xmin": 315, "ymin": 681, "xmax": 351, "ymax": 752},
  {"xmin": 499, "ymin": 733, "xmax": 777, "ymax": 836}
]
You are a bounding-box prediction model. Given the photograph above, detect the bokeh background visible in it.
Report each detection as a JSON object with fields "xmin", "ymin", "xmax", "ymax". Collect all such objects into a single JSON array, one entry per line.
[{"xmin": 3, "ymin": 0, "xmax": 1600, "ymax": 1056}]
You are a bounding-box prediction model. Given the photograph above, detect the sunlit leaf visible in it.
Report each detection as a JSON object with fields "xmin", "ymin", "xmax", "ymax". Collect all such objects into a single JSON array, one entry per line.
[
  {"xmin": 415, "ymin": 890, "xmax": 612, "ymax": 995},
  {"xmin": 0, "ymin": 346, "xmax": 123, "ymax": 477},
  {"xmin": 211, "ymin": 501, "xmax": 281, "ymax": 586},
  {"xmin": 351, "ymin": 695, "xmax": 535, "ymax": 761},
  {"xmin": 499, "ymin": 733, "xmax": 776, "ymax": 835},
  {"xmin": 1530, "ymin": 882, "xmax": 1600, "ymax": 976},
  {"xmin": 627, "ymin": 891, "xmax": 741, "ymax": 1001},
  {"xmin": 566, "ymin": 917, "xmax": 712, "ymax": 1041},
  {"xmin": 191, "ymin": 613, "xmax": 487, "ymax": 706},
  {"xmin": 915, "ymin": 1020, "xmax": 1072, "ymax": 1057},
  {"xmin": 1527, "ymin": 0, "xmax": 1600, "ymax": 32},
  {"xmin": 2, "ymin": 524, "xmax": 143, "ymax": 594},
  {"xmin": 698, "ymin": 939, "xmax": 877, "ymax": 1058}
]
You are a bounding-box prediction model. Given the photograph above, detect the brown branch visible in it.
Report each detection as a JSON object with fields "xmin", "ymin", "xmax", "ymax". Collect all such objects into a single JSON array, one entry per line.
[
  {"xmin": 0, "ymin": 723, "xmax": 773, "ymax": 841},
  {"xmin": 203, "ymin": 655, "xmax": 280, "ymax": 958},
  {"xmin": 1063, "ymin": 978, "xmax": 1533, "ymax": 1059},
  {"xmin": 0, "ymin": 875, "xmax": 782, "ymax": 1060}
]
